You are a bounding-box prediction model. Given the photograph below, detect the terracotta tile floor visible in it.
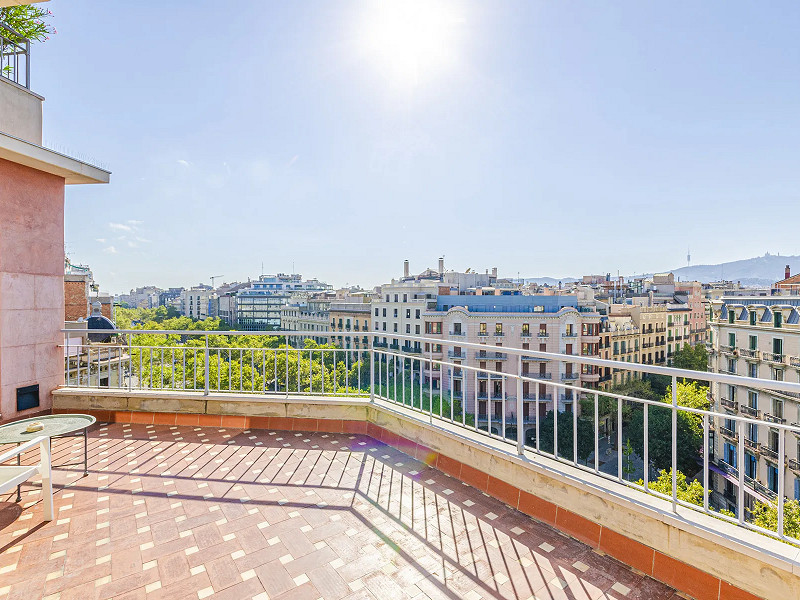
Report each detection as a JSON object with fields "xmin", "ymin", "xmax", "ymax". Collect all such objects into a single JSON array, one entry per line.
[{"xmin": 0, "ymin": 423, "xmax": 680, "ymax": 600}]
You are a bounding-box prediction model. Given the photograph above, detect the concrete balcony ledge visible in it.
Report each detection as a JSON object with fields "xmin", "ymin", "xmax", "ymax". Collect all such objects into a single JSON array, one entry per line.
[{"xmin": 52, "ymin": 386, "xmax": 800, "ymax": 599}]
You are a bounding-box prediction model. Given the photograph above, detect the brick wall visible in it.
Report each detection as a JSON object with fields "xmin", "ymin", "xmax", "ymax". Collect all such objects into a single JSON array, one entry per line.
[{"xmin": 64, "ymin": 278, "xmax": 88, "ymax": 321}]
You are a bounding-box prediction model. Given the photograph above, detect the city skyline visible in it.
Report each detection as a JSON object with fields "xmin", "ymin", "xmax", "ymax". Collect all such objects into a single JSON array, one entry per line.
[{"xmin": 34, "ymin": 0, "xmax": 800, "ymax": 291}]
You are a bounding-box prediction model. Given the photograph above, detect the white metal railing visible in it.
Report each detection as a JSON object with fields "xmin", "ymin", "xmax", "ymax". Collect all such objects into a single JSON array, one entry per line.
[
  {"xmin": 61, "ymin": 328, "xmax": 800, "ymax": 546},
  {"xmin": 0, "ymin": 22, "xmax": 30, "ymax": 89}
]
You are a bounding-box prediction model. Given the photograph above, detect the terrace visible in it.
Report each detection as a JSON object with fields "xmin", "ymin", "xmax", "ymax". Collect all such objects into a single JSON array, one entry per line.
[{"xmin": 15, "ymin": 329, "xmax": 800, "ymax": 599}]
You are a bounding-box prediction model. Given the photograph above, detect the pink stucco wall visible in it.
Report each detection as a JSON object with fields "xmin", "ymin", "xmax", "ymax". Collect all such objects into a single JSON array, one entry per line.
[{"xmin": 0, "ymin": 157, "xmax": 65, "ymax": 422}]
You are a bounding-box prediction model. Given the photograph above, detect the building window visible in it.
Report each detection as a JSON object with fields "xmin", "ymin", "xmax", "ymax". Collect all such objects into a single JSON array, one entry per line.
[
  {"xmin": 773, "ymin": 338, "xmax": 784, "ymax": 356},
  {"xmin": 724, "ymin": 442, "xmax": 737, "ymax": 468},
  {"xmin": 728, "ymin": 310, "xmax": 735, "ymax": 324},
  {"xmin": 775, "ymin": 311, "xmax": 783, "ymax": 328},
  {"xmin": 745, "ymin": 453, "xmax": 757, "ymax": 479},
  {"xmin": 425, "ymin": 322, "xmax": 442, "ymax": 334},
  {"xmin": 403, "ymin": 294, "xmax": 407, "ymax": 302},
  {"xmin": 522, "ymin": 323, "xmax": 530, "ymax": 336},
  {"xmin": 479, "ymin": 323, "xmax": 487, "ymax": 335},
  {"xmin": 495, "ymin": 323, "xmax": 503, "ymax": 335},
  {"xmin": 394, "ymin": 294, "xmax": 398, "ymax": 302},
  {"xmin": 382, "ymin": 308, "xmax": 387, "ymax": 317},
  {"xmin": 750, "ymin": 311, "xmax": 757, "ymax": 325},
  {"xmin": 768, "ymin": 464, "xmax": 779, "ymax": 494},
  {"xmin": 415, "ymin": 309, "xmax": 420, "ymax": 319},
  {"xmin": 375, "ymin": 308, "xmax": 379, "ymax": 316},
  {"xmin": 748, "ymin": 363, "xmax": 758, "ymax": 378},
  {"xmin": 728, "ymin": 332, "xmax": 735, "ymax": 348},
  {"xmin": 393, "ymin": 308, "xmax": 398, "ymax": 318}
]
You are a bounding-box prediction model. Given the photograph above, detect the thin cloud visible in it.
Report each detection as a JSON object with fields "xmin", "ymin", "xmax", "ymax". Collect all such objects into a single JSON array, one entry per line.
[
  {"xmin": 177, "ymin": 159, "xmax": 191, "ymax": 167},
  {"xmin": 127, "ymin": 220, "xmax": 144, "ymax": 226},
  {"xmin": 103, "ymin": 245, "xmax": 118, "ymax": 254},
  {"xmin": 108, "ymin": 222, "xmax": 132, "ymax": 232},
  {"xmin": 95, "ymin": 238, "xmax": 106, "ymax": 243}
]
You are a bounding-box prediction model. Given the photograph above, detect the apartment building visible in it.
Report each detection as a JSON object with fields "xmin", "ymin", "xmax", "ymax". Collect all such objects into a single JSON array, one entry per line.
[
  {"xmin": 422, "ymin": 294, "xmax": 601, "ymax": 437},
  {"xmin": 774, "ymin": 265, "xmax": 800, "ymax": 294},
  {"xmin": 598, "ymin": 303, "xmax": 693, "ymax": 387},
  {"xmin": 235, "ymin": 274, "xmax": 331, "ymax": 331},
  {"xmin": 280, "ymin": 304, "xmax": 330, "ymax": 346},
  {"xmin": 329, "ymin": 301, "xmax": 371, "ymax": 349},
  {"xmin": 179, "ymin": 287, "xmax": 217, "ymax": 320},
  {"xmin": 118, "ymin": 286, "xmax": 162, "ymax": 309},
  {"xmin": 708, "ymin": 296, "xmax": 800, "ymax": 514},
  {"xmin": 599, "ymin": 316, "xmax": 640, "ymax": 386},
  {"xmin": 371, "ymin": 259, "xmax": 508, "ymax": 353}
]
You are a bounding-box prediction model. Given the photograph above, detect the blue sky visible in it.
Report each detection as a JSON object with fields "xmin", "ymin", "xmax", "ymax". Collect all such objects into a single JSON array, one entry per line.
[{"xmin": 37, "ymin": 1, "xmax": 800, "ymax": 293}]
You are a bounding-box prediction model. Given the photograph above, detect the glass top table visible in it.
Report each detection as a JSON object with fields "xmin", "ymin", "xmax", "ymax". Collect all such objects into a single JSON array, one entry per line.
[{"xmin": 0, "ymin": 414, "xmax": 96, "ymax": 501}]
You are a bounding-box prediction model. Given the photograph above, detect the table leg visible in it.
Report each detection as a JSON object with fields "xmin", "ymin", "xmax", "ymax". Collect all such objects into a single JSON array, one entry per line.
[
  {"xmin": 83, "ymin": 428, "xmax": 89, "ymax": 476},
  {"xmin": 16, "ymin": 442, "xmax": 21, "ymax": 503}
]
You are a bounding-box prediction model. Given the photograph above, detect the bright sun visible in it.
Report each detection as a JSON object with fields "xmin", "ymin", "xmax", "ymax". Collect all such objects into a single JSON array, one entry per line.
[{"xmin": 359, "ymin": 0, "xmax": 462, "ymax": 88}]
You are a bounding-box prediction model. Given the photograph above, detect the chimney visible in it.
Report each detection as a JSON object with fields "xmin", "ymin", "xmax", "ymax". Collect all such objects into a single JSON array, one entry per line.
[
  {"xmin": 438, "ymin": 257, "xmax": 444, "ymax": 275},
  {"xmin": 786, "ymin": 265, "xmax": 791, "ymax": 279},
  {"xmin": 491, "ymin": 267, "xmax": 498, "ymax": 278},
  {"xmin": 403, "ymin": 260, "xmax": 410, "ymax": 278}
]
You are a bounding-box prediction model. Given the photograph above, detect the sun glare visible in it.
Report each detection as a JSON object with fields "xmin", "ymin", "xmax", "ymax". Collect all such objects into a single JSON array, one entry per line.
[{"xmin": 359, "ymin": 0, "xmax": 462, "ymax": 88}]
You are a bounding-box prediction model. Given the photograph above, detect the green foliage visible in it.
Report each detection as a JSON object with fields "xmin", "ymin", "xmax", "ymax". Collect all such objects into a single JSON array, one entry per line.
[
  {"xmin": 749, "ymin": 500, "xmax": 800, "ymax": 540},
  {"xmin": 622, "ymin": 439, "xmax": 636, "ymax": 480},
  {"xmin": 0, "ymin": 5, "xmax": 54, "ymax": 43},
  {"xmin": 672, "ymin": 343, "xmax": 709, "ymax": 373},
  {"xmin": 626, "ymin": 381, "xmax": 709, "ymax": 475},
  {"xmin": 538, "ymin": 410, "xmax": 594, "ymax": 463},
  {"xmin": 639, "ymin": 468, "xmax": 707, "ymax": 505},
  {"xmin": 581, "ymin": 379, "xmax": 656, "ymax": 433}
]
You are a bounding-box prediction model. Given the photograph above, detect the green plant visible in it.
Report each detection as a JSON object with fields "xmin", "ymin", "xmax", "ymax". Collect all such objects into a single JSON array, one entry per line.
[{"xmin": 0, "ymin": 5, "xmax": 55, "ymax": 43}]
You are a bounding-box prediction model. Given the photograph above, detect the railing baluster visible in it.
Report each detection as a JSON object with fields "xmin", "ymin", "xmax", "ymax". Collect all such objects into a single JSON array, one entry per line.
[
  {"xmin": 702, "ymin": 413, "xmax": 708, "ymax": 514},
  {"xmin": 617, "ymin": 395, "xmax": 623, "ymax": 481},
  {"xmin": 644, "ymin": 403, "xmax": 650, "ymax": 490},
  {"xmin": 778, "ymin": 427, "xmax": 785, "ymax": 539},
  {"xmin": 672, "ymin": 375, "xmax": 678, "ymax": 510},
  {"xmin": 594, "ymin": 392, "xmax": 599, "ymax": 472},
  {"xmin": 553, "ymin": 385, "xmax": 558, "ymax": 458},
  {"xmin": 573, "ymin": 389, "xmax": 578, "ymax": 466}
]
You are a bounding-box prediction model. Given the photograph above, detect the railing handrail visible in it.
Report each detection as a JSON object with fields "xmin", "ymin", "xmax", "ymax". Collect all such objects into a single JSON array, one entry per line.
[{"xmin": 62, "ymin": 328, "xmax": 800, "ymax": 396}]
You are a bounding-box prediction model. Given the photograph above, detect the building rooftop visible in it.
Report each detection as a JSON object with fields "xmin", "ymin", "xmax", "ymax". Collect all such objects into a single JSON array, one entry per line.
[{"xmin": 1, "ymin": 422, "xmax": 678, "ymax": 600}]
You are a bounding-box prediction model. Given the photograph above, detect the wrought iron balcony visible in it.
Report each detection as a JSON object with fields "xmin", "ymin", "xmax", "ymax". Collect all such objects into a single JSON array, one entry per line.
[
  {"xmin": 760, "ymin": 445, "xmax": 779, "ymax": 461},
  {"xmin": 720, "ymin": 398, "xmax": 738, "ymax": 411},
  {"xmin": 740, "ymin": 405, "xmax": 760, "ymax": 418},
  {"xmin": 739, "ymin": 348, "xmax": 759, "ymax": 359},
  {"xmin": 720, "ymin": 426, "xmax": 738, "ymax": 440},
  {"xmin": 744, "ymin": 438, "xmax": 760, "ymax": 452},
  {"xmin": 764, "ymin": 414, "xmax": 787, "ymax": 424},
  {"xmin": 763, "ymin": 352, "xmax": 785, "ymax": 364}
]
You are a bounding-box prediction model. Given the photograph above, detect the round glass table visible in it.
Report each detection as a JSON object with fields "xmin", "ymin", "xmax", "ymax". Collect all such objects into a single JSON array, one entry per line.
[{"xmin": 0, "ymin": 414, "xmax": 96, "ymax": 501}]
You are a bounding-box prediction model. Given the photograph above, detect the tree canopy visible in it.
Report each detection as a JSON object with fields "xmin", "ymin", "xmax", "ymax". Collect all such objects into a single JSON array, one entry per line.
[{"xmin": 626, "ymin": 381, "xmax": 709, "ymax": 475}]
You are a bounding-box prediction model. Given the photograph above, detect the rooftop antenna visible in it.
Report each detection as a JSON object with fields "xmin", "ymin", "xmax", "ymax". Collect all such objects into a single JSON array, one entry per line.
[{"xmin": 687, "ymin": 246, "xmax": 691, "ymax": 267}]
